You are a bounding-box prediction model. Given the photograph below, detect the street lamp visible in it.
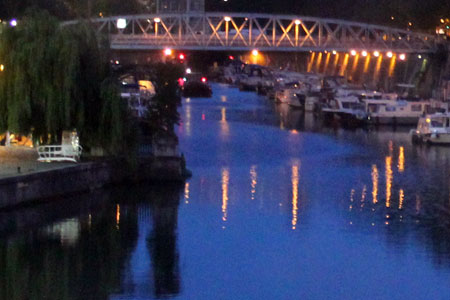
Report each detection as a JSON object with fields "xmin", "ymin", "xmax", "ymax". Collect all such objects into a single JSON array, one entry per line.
[
  {"xmin": 117, "ymin": 18, "xmax": 126, "ymax": 29},
  {"xmin": 164, "ymin": 48, "xmax": 173, "ymax": 56}
]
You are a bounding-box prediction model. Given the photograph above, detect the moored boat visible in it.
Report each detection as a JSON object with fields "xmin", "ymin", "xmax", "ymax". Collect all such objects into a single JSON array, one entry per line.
[{"xmin": 411, "ymin": 113, "xmax": 450, "ymax": 144}]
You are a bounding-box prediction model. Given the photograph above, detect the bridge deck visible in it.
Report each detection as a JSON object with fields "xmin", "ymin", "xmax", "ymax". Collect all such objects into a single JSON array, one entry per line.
[{"xmin": 71, "ymin": 13, "xmax": 443, "ymax": 53}]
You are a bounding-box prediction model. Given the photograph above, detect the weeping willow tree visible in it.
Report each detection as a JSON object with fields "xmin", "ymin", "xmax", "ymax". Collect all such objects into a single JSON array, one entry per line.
[{"xmin": 0, "ymin": 9, "xmax": 134, "ymax": 155}]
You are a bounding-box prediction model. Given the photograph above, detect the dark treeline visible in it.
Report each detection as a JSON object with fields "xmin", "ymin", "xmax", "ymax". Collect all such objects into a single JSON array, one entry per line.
[{"xmin": 0, "ymin": 0, "xmax": 448, "ymax": 30}]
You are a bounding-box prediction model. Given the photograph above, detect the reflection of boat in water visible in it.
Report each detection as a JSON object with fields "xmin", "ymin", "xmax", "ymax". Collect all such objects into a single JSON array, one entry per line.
[
  {"xmin": 411, "ymin": 113, "xmax": 450, "ymax": 144},
  {"xmin": 276, "ymin": 103, "xmax": 319, "ymax": 132}
]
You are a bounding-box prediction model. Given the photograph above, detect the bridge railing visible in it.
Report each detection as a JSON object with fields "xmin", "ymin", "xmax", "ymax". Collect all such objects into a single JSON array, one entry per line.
[{"xmin": 80, "ymin": 13, "xmax": 441, "ymax": 52}]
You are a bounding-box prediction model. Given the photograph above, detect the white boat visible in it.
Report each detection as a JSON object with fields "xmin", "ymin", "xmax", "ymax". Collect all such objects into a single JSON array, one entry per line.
[
  {"xmin": 411, "ymin": 113, "xmax": 450, "ymax": 144},
  {"xmin": 365, "ymin": 99, "xmax": 432, "ymax": 125},
  {"xmin": 322, "ymin": 95, "xmax": 367, "ymax": 125},
  {"xmin": 238, "ymin": 65, "xmax": 274, "ymax": 92},
  {"xmin": 274, "ymin": 81, "xmax": 307, "ymax": 107}
]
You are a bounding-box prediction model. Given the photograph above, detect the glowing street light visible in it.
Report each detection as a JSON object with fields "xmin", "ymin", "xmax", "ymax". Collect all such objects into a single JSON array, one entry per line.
[
  {"xmin": 9, "ymin": 19, "xmax": 17, "ymax": 27},
  {"xmin": 294, "ymin": 20, "xmax": 301, "ymax": 25},
  {"xmin": 332, "ymin": 50, "xmax": 337, "ymax": 55},
  {"xmin": 350, "ymin": 49, "xmax": 357, "ymax": 56},
  {"xmin": 362, "ymin": 50, "xmax": 368, "ymax": 57},
  {"xmin": 399, "ymin": 53, "xmax": 406, "ymax": 61},
  {"xmin": 116, "ymin": 18, "xmax": 127, "ymax": 29},
  {"xmin": 387, "ymin": 51, "xmax": 393, "ymax": 58},
  {"xmin": 186, "ymin": 68, "xmax": 192, "ymax": 74},
  {"xmin": 373, "ymin": 51, "xmax": 380, "ymax": 57},
  {"xmin": 0, "ymin": 64, "xmax": 4, "ymax": 72},
  {"xmin": 252, "ymin": 49, "xmax": 259, "ymax": 56},
  {"xmin": 224, "ymin": 16, "xmax": 231, "ymax": 22},
  {"xmin": 154, "ymin": 17, "xmax": 161, "ymax": 23},
  {"xmin": 164, "ymin": 48, "xmax": 173, "ymax": 56}
]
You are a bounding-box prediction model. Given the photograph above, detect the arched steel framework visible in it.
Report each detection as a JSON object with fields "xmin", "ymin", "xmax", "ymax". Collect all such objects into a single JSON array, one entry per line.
[{"xmin": 66, "ymin": 13, "xmax": 442, "ymax": 53}]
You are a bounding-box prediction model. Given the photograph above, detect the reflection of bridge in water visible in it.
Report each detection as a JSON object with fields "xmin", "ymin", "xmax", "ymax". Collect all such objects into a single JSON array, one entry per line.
[{"xmin": 73, "ymin": 13, "xmax": 443, "ymax": 53}]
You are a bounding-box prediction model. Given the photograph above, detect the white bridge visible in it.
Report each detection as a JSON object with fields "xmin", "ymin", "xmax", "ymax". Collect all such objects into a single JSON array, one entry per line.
[{"xmin": 72, "ymin": 13, "xmax": 443, "ymax": 53}]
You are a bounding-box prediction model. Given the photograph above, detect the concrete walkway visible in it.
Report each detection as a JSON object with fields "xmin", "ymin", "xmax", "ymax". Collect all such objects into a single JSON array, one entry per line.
[{"xmin": 0, "ymin": 146, "xmax": 76, "ymax": 179}]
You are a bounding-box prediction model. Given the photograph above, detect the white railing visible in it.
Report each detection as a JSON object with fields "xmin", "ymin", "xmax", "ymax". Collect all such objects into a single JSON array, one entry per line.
[
  {"xmin": 69, "ymin": 13, "xmax": 444, "ymax": 53},
  {"xmin": 37, "ymin": 145, "xmax": 83, "ymax": 163}
]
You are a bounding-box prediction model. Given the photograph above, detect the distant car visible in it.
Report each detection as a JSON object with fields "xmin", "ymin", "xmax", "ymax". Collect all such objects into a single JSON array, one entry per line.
[{"xmin": 182, "ymin": 74, "xmax": 212, "ymax": 98}]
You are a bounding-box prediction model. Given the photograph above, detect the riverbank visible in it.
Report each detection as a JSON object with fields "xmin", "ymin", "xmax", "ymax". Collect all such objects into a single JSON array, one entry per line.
[{"xmin": 0, "ymin": 146, "xmax": 186, "ymax": 209}]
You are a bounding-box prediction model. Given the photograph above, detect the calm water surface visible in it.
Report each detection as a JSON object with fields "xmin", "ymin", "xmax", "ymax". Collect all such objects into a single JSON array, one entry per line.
[{"xmin": 1, "ymin": 83, "xmax": 450, "ymax": 300}]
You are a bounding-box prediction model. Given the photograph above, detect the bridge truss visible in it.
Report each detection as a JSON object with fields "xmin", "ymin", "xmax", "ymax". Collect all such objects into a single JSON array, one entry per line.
[{"xmin": 78, "ymin": 13, "xmax": 441, "ymax": 53}]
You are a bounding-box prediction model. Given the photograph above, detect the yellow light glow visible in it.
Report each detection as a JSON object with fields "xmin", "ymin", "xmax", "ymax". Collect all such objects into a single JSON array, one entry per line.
[
  {"xmin": 252, "ymin": 49, "xmax": 259, "ymax": 56},
  {"xmin": 184, "ymin": 182, "xmax": 190, "ymax": 203},
  {"xmin": 324, "ymin": 52, "xmax": 331, "ymax": 74},
  {"xmin": 388, "ymin": 55, "xmax": 397, "ymax": 77},
  {"xmin": 350, "ymin": 50, "xmax": 357, "ymax": 56},
  {"xmin": 164, "ymin": 48, "xmax": 173, "ymax": 56},
  {"xmin": 426, "ymin": 118, "xmax": 431, "ymax": 123},
  {"xmin": 398, "ymin": 146, "xmax": 405, "ymax": 173},
  {"xmin": 332, "ymin": 53, "xmax": 340, "ymax": 74},
  {"xmin": 385, "ymin": 156, "xmax": 393, "ymax": 208},
  {"xmin": 374, "ymin": 55, "xmax": 383, "ymax": 81},
  {"xmin": 362, "ymin": 50, "xmax": 368, "ymax": 57},
  {"xmin": 116, "ymin": 204, "xmax": 120, "ymax": 228},
  {"xmin": 361, "ymin": 185, "xmax": 367, "ymax": 203},
  {"xmin": 372, "ymin": 165, "xmax": 378, "ymax": 204},
  {"xmin": 332, "ymin": 50, "xmax": 337, "ymax": 55},
  {"xmin": 387, "ymin": 51, "xmax": 393, "ymax": 58},
  {"xmin": 363, "ymin": 54, "xmax": 371, "ymax": 74},
  {"xmin": 291, "ymin": 162, "xmax": 300, "ymax": 230},
  {"xmin": 0, "ymin": 64, "xmax": 4, "ymax": 72},
  {"xmin": 224, "ymin": 16, "xmax": 231, "ymax": 22},
  {"xmin": 220, "ymin": 107, "xmax": 230, "ymax": 137},
  {"xmin": 294, "ymin": 19, "xmax": 301, "ymax": 25},
  {"xmin": 441, "ymin": 18, "xmax": 445, "ymax": 24},
  {"xmin": 315, "ymin": 52, "xmax": 323, "ymax": 73},
  {"xmin": 250, "ymin": 165, "xmax": 257, "ymax": 200},
  {"xmin": 351, "ymin": 54, "xmax": 360, "ymax": 76},
  {"xmin": 221, "ymin": 168, "xmax": 229, "ymax": 222},
  {"xmin": 399, "ymin": 189, "xmax": 404, "ymax": 209},
  {"xmin": 307, "ymin": 52, "xmax": 316, "ymax": 73},
  {"xmin": 339, "ymin": 53, "xmax": 349, "ymax": 76},
  {"xmin": 373, "ymin": 51, "xmax": 380, "ymax": 57}
]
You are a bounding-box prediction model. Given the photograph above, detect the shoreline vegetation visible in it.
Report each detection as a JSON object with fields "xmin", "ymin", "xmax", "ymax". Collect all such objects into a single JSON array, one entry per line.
[{"xmin": 0, "ymin": 9, "xmax": 190, "ymax": 207}]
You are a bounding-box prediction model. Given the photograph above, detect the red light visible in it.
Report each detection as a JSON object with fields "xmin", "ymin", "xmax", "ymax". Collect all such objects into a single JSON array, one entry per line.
[
  {"xmin": 178, "ymin": 78, "xmax": 184, "ymax": 86},
  {"xmin": 229, "ymin": 55, "xmax": 235, "ymax": 60},
  {"xmin": 179, "ymin": 53, "xmax": 185, "ymax": 60},
  {"xmin": 201, "ymin": 77, "xmax": 207, "ymax": 83}
]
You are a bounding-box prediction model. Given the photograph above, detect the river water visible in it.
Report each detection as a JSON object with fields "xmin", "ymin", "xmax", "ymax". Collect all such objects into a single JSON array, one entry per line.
[{"xmin": 1, "ymin": 84, "xmax": 450, "ymax": 300}]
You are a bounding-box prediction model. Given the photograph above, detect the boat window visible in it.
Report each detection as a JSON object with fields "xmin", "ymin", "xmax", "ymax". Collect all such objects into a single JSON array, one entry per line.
[
  {"xmin": 386, "ymin": 106, "xmax": 396, "ymax": 112},
  {"xmin": 431, "ymin": 119, "xmax": 445, "ymax": 127},
  {"xmin": 411, "ymin": 104, "xmax": 422, "ymax": 112},
  {"xmin": 342, "ymin": 102, "xmax": 351, "ymax": 109},
  {"xmin": 368, "ymin": 104, "xmax": 378, "ymax": 113}
]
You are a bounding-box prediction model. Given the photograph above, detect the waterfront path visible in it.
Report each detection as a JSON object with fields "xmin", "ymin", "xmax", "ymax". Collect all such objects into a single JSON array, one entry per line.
[{"xmin": 0, "ymin": 146, "xmax": 76, "ymax": 179}]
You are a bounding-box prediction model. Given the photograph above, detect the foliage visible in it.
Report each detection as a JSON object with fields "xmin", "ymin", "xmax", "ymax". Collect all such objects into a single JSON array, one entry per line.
[
  {"xmin": 0, "ymin": 9, "xmax": 133, "ymax": 156},
  {"xmin": 146, "ymin": 63, "xmax": 184, "ymax": 138}
]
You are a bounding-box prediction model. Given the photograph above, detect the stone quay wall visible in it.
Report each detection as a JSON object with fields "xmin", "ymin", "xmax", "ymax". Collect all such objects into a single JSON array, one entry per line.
[{"xmin": 0, "ymin": 157, "xmax": 184, "ymax": 209}]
